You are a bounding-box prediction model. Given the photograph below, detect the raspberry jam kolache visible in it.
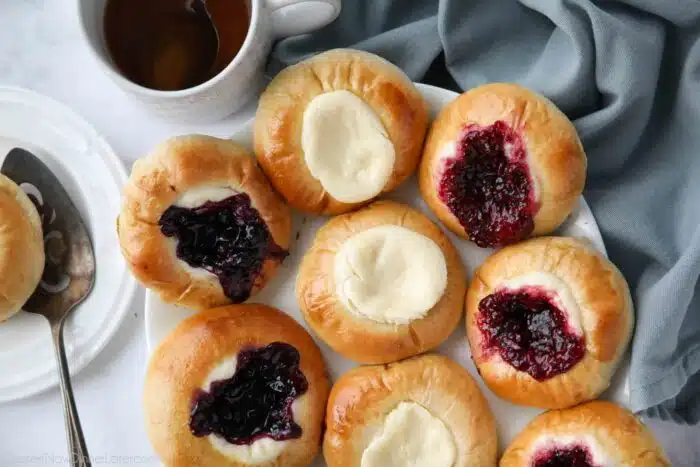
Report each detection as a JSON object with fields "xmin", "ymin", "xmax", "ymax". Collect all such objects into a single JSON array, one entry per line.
[
  {"xmin": 531, "ymin": 444, "xmax": 599, "ymax": 467},
  {"xmin": 419, "ymin": 83, "xmax": 587, "ymax": 248},
  {"xmin": 477, "ymin": 287, "xmax": 586, "ymax": 381},
  {"xmin": 466, "ymin": 236, "xmax": 634, "ymax": 409},
  {"xmin": 438, "ymin": 120, "xmax": 538, "ymax": 247},
  {"xmin": 500, "ymin": 401, "xmax": 670, "ymax": 467}
]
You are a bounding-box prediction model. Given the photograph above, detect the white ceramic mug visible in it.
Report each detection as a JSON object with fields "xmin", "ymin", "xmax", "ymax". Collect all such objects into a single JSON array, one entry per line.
[{"xmin": 76, "ymin": 0, "xmax": 341, "ymax": 123}]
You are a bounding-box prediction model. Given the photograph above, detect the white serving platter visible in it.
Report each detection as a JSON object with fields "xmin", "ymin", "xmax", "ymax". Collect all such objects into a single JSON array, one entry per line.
[
  {"xmin": 145, "ymin": 83, "xmax": 630, "ymax": 460},
  {"xmin": 0, "ymin": 86, "xmax": 137, "ymax": 402}
]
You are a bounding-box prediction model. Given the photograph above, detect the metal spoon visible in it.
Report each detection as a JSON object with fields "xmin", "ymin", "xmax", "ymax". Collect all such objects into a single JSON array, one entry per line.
[
  {"xmin": 1, "ymin": 147, "xmax": 95, "ymax": 467},
  {"xmin": 184, "ymin": 0, "xmax": 220, "ymax": 82}
]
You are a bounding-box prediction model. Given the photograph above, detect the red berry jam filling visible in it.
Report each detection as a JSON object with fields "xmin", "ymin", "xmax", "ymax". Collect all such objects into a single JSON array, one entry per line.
[
  {"xmin": 533, "ymin": 444, "xmax": 598, "ymax": 467},
  {"xmin": 189, "ymin": 342, "xmax": 308, "ymax": 445},
  {"xmin": 159, "ymin": 193, "xmax": 288, "ymax": 303},
  {"xmin": 437, "ymin": 120, "xmax": 536, "ymax": 248},
  {"xmin": 477, "ymin": 287, "xmax": 585, "ymax": 380}
]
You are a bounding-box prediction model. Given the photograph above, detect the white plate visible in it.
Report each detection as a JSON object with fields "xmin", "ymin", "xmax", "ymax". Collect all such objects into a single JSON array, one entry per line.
[
  {"xmin": 0, "ymin": 87, "xmax": 137, "ymax": 402},
  {"xmin": 145, "ymin": 83, "xmax": 631, "ymax": 457}
]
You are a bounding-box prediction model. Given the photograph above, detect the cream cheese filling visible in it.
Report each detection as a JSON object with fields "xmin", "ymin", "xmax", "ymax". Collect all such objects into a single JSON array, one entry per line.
[
  {"xmin": 174, "ymin": 186, "xmax": 235, "ymax": 209},
  {"xmin": 361, "ymin": 402, "xmax": 456, "ymax": 467},
  {"xmin": 334, "ymin": 225, "xmax": 448, "ymax": 324},
  {"xmin": 301, "ymin": 90, "xmax": 395, "ymax": 203}
]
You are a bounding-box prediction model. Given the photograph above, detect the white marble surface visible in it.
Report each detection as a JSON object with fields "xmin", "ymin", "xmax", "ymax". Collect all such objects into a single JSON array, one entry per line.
[
  {"xmin": 0, "ymin": 1, "xmax": 697, "ymax": 466},
  {"xmin": 0, "ymin": 1, "xmax": 254, "ymax": 466}
]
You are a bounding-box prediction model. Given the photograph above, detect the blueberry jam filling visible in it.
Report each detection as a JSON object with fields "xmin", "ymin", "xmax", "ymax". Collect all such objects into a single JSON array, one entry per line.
[
  {"xmin": 189, "ymin": 342, "xmax": 308, "ymax": 445},
  {"xmin": 477, "ymin": 287, "xmax": 585, "ymax": 380},
  {"xmin": 159, "ymin": 193, "xmax": 288, "ymax": 303},
  {"xmin": 437, "ymin": 120, "xmax": 536, "ymax": 248},
  {"xmin": 533, "ymin": 445, "xmax": 598, "ymax": 467}
]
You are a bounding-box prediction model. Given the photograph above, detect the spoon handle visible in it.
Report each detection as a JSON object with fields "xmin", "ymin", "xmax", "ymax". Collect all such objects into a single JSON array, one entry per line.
[{"xmin": 52, "ymin": 320, "xmax": 92, "ymax": 467}]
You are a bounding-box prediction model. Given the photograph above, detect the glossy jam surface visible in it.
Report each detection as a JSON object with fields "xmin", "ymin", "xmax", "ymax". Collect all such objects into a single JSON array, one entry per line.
[
  {"xmin": 438, "ymin": 120, "xmax": 536, "ymax": 247},
  {"xmin": 159, "ymin": 193, "xmax": 288, "ymax": 303},
  {"xmin": 189, "ymin": 342, "xmax": 308, "ymax": 445},
  {"xmin": 477, "ymin": 287, "xmax": 585, "ymax": 380},
  {"xmin": 533, "ymin": 445, "xmax": 598, "ymax": 467}
]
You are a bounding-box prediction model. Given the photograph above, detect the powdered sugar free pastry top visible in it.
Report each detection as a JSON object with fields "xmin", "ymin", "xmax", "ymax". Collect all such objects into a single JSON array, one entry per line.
[
  {"xmin": 500, "ymin": 401, "xmax": 670, "ymax": 466},
  {"xmin": 323, "ymin": 354, "xmax": 498, "ymax": 467},
  {"xmin": 144, "ymin": 304, "xmax": 329, "ymax": 467},
  {"xmin": 254, "ymin": 49, "xmax": 429, "ymax": 215},
  {"xmin": 419, "ymin": 83, "xmax": 587, "ymax": 248},
  {"xmin": 117, "ymin": 135, "xmax": 291, "ymax": 310},
  {"xmin": 466, "ymin": 236, "xmax": 633, "ymax": 409},
  {"xmin": 296, "ymin": 200, "xmax": 466, "ymax": 363},
  {"xmin": 0, "ymin": 174, "xmax": 45, "ymax": 322}
]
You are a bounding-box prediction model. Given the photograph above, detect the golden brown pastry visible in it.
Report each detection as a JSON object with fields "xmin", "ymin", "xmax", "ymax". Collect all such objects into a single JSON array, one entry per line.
[
  {"xmin": 144, "ymin": 304, "xmax": 330, "ymax": 467},
  {"xmin": 419, "ymin": 83, "xmax": 587, "ymax": 248},
  {"xmin": 324, "ymin": 354, "xmax": 498, "ymax": 467},
  {"xmin": 0, "ymin": 174, "xmax": 44, "ymax": 322},
  {"xmin": 500, "ymin": 401, "xmax": 670, "ymax": 466},
  {"xmin": 466, "ymin": 236, "xmax": 633, "ymax": 409},
  {"xmin": 296, "ymin": 200, "xmax": 466, "ymax": 364},
  {"xmin": 117, "ymin": 135, "xmax": 291, "ymax": 310},
  {"xmin": 254, "ymin": 49, "xmax": 429, "ymax": 215}
]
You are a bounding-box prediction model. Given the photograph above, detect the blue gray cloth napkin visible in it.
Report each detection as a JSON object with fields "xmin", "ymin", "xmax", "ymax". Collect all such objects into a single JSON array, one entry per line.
[{"xmin": 267, "ymin": 0, "xmax": 700, "ymax": 424}]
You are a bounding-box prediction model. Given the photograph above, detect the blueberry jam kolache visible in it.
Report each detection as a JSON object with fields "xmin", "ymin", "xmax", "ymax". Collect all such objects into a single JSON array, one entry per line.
[
  {"xmin": 466, "ymin": 236, "xmax": 633, "ymax": 409},
  {"xmin": 500, "ymin": 401, "xmax": 670, "ymax": 467},
  {"xmin": 117, "ymin": 135, "xmax": 291, "ymax": 310},
  {"xmin": 419, "ymin": 83, "xmax": 587, "ymax": 248},
  {"xmin": 144, "ymin": 304, "xmax": 329, "ymax": 467}
]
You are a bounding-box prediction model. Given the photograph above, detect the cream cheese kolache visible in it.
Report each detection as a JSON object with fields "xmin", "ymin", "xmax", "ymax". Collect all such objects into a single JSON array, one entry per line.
[
  {"xmin": 117, "ymin": 135, "xmax": 291, "ymax": 310},
  {"xmin": 323, "ymin": 354, "xmax": 498, "ymax": 467},
  {"xmin": 419, "ymin": 83, "xmax": 587, "ymax": 248},
  {"xmin": 253, "ymin": 48, "xmax": 430, "ymax": 215},
  {"xmin": 296, "ymin": 200, "xmax": 466, "ymax": 364}
]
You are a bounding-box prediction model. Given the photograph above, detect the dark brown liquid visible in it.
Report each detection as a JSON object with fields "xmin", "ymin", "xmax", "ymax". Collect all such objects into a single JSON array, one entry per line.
[{"xmin": 104, "ymin": 0, "xmax": 249, "ymax": 91}]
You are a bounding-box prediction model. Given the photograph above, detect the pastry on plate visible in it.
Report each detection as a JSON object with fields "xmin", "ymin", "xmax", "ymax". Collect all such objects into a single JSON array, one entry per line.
[
  {"xmin": 254, "ymin": 49, "xmax": 429, "ymax": 215},
  {"xmin": 419, "ymin": 83, "xmax": 587, "ymax": 248},
  {"xmin": 117, "ymin": 135, "xmax": 291, "ymax": 309},
  {"xmin": 466, "ymin": 236, "xmax": 633, "ymax": 409},
  {"xmin": 323, "ymin": 354, "xmax": 498, "ymax": 467},
  {"xmin": 296, "ymin": 200, "xmax": 466, "ymax": 363},
  {"xmin": 0, "ymin": 173, "xmax": 44, "ymax": 322},
  {"xmin": 500, "ymin": 401, "xmax": 670, "ymax": 466},
  {"xmin": 144, "ymin": 304, "xmax": 329, "ymax": 467}
]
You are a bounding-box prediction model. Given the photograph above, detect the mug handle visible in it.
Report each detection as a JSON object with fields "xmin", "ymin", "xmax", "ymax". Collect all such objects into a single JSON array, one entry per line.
[{"xmin": 265, "ymin": 0, "xmax": 341, "ymax": 38}]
